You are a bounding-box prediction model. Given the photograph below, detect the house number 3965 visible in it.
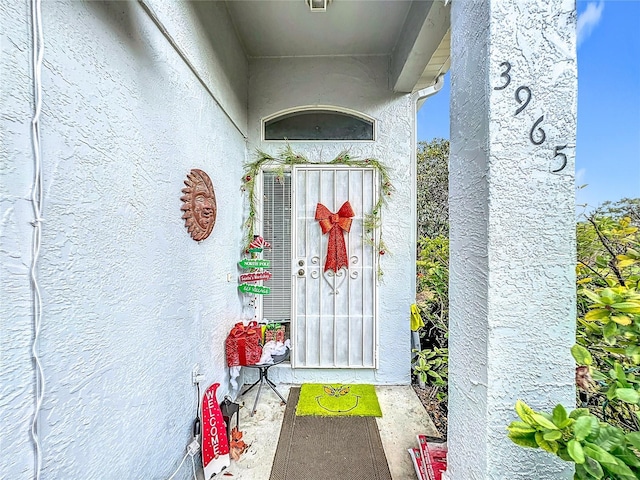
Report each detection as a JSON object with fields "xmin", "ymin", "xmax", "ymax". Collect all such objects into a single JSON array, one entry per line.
[{"xmin": 494, "ymin": 61, "xmax": 568, "ymax": 173}]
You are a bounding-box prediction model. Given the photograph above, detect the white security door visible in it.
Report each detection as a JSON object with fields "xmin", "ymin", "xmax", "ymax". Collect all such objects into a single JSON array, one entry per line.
[{"xmin": 291, "ymin": 166, "xmax": 378, "ymax": 368}]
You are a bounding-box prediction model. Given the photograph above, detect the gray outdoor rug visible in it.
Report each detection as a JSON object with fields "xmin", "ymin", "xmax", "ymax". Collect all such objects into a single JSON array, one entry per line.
[{"xmin": 269, "ymin": 387, "xmax": 392, "ymax": 480}]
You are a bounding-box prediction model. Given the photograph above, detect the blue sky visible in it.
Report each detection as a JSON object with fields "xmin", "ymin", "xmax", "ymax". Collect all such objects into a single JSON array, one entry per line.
[{"xmin": 418, "ymin": 0, "xmax": 640, "ymax": 212}]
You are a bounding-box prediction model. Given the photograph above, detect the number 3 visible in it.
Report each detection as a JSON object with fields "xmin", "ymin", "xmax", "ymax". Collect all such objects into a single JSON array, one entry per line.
[{"xmin": 494, "ymin": 61, "xmax": 511, "ymax": 91}]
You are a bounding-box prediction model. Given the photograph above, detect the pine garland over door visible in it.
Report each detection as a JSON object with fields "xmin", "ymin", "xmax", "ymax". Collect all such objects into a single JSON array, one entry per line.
[{"xmin": 241, "ymin": 145, "xmax": 394, "ymax": 280}]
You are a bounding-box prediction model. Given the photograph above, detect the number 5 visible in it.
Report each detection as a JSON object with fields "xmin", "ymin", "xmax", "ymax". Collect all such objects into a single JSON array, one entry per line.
[{"xmin": 552, "ymin": 145, "xmax": 568, "ymax": 173}]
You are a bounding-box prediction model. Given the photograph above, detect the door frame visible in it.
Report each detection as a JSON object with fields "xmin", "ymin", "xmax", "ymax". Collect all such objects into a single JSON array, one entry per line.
[{"xmin": 255, "ymin": 163, "xmax": 380, "ymax": 369}]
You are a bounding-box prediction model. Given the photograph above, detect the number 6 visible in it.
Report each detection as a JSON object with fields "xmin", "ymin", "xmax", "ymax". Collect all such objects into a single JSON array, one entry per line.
[{"xmin": 529, "ymin": 115, "xmax": 546, "ymax": 145}]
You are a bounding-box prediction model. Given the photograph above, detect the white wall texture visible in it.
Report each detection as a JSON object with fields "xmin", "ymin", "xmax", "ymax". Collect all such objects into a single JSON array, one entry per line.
[
  {"xmin": 448, "ymin": 0, "xmax": 577, "ymax": 478},
  {"xmin": 1, "ymin": 1, "xmax": 247, "ymax": 478},
  {"xmin": 1, "ymin": 0, "xmax": 580, "ymax": 477},
  {"xmin": 145, "ymin": 0, "xmax": 249, "ymax": 135},
  {"xmin": 247, "ymin": 56, "xmax": 416, "ymax": 385}
]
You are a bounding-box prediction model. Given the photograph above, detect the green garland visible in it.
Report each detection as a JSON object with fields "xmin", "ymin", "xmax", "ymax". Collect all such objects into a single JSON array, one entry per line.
[{"xmin": 241, "ymin": 145, "xmax": 393, "ymax": 280}]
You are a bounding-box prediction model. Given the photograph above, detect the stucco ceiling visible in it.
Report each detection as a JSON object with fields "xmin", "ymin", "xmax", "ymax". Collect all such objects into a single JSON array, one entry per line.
[
  {"xmin": 224, "ymin": 0, "xmax": 450, "ymax": 92},
  {"xmin": 225, "ymin": 0, "xmax": 413, "ymax": 57}
]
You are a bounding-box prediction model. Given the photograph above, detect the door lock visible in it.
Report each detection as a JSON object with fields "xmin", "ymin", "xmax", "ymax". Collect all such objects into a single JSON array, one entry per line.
[
  {"xmin": 298, "ymin": 269, "xmax": 305, "ymax": 276},
  {"xmin": 298, "ymin": 260, "xmax": 305, "ymax": 266}
]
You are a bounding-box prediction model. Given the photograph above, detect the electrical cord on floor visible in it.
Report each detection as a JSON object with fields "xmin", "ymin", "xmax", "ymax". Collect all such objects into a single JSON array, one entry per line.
[
  {"xmin": 166, "ymin": 437, "xmax": 200, "ymax": 480},
  {"xmin": 166, "ymin": 452, "xmax": 189, "ymax": 480}
]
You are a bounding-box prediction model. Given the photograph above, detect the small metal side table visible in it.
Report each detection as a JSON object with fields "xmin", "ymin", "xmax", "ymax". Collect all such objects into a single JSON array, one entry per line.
[{"xmin": 241, "ymin": 350, "xmax": 289, "ymax": 416}]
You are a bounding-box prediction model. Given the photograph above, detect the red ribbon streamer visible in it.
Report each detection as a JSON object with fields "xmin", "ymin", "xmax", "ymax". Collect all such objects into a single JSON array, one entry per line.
[
  {"xmin": 315, "ymin": 201, "xmax": 354, "ymax": 272},
  {"xmin": 230, "ymin": 321, "xmax": 259, "ymax": 338}
]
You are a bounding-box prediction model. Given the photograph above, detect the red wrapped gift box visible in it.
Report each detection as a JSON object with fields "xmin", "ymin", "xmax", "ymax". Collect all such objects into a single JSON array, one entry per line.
[{"xmin": 226, "ymin": 322, "xmax": 262, "ymax": 366}]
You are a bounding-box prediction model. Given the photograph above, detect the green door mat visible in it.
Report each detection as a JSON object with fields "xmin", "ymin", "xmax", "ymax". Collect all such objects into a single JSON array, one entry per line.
[
  {"xmin": 270, "ymin": 387, "xmax": 392, "ymax": 480},
  {"xmin": 295, "ymin": 384, "xmax": 382, "ymax": 417}
]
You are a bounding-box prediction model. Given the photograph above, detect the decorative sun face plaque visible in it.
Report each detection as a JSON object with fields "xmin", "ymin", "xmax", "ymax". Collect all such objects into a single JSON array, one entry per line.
[{"xmin": 181, "ymin": 169, "xmax": 217, "ymax": 241}]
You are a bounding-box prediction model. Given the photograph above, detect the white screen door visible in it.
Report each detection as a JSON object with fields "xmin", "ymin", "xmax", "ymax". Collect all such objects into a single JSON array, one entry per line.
[{"xmin": 291, "ymin": 166, "xmax": 378, "ymax": 368}]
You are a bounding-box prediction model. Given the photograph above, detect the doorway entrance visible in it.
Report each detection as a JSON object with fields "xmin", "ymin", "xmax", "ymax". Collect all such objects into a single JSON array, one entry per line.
[{"xmin": 260, "ymin": 166, "xmax": 379, "ymax": 369}]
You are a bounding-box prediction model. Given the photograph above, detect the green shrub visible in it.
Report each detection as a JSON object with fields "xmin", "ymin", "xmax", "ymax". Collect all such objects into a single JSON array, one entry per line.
[
  {"xmin": 414, "ymin": 236, "xmax": 449, "ymax": 404},
  {"xmin": 508, "ymin": 400, "xmax": 640, "ymax": 479},
  {"xmin": 508, "ymin": 208, "xmax": 640, "ymax": 479},
  {"xmin": 416, "ymin": 235, "xmax": 449, "ymax": 350}
]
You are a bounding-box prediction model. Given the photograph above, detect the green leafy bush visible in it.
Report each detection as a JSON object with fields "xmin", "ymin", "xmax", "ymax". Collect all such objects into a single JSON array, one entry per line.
[
  {"xmin": 508, "ymin": 400, "xmax": 640, "ymax": 479},
  {"xmin": 414, "ymin": 236, "xmax": 449, "ymax": 404},
  {"xmin": 416, "ymin": 139, "xmax": 449, "ymax": 239},
  {"xmin": 414, "ymin": 139, "xmax": 450, "ymax": 433},
  {"xmin": 508, "ymin": 207, "xmax": 640, "ymax": 479},
  {"xmin": 416, "ymin": 235, "xmax": 449, "ymax": 346},
  {"xmin": 576, "ymin": 212, "xmax": 640, "ymax": 433},
  {"xmin": 412, "ymin": 347, "xmax": 448, "ymax": 401}
]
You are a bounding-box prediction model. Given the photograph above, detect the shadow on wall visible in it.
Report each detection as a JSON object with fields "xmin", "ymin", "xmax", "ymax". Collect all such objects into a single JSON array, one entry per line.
[
  {"xmin": 189, "ymin": 1, "xmax": 235, "ymax": 53},
  {"xmin": 84, "ymin": 0, "xmax": 154, "ymax": 60},
  {"xmin": 189, "ymin": 1, "xmax": 247, "ymax": 89}
]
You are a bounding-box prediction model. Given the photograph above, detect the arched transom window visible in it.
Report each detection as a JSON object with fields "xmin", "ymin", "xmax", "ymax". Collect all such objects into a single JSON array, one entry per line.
[{"xmin": 263, "ymin": 107, "xmax": 375, "ymax": 141}]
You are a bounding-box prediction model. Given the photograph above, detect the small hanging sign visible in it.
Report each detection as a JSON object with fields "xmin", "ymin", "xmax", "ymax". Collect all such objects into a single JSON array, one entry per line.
[
  {"xmin": 239, "ymin": 271, "xmax": 272, "ymax": 283},
  {"xmin": 249, "ymin": 235, "xmax": 271, "ymax": 251},
  {"xmin": 238, "ymin": 284, "xmax": 270, "ymax": 295},
  {"xmin": 238, "ymin": 258, "xmax": 270, "ymax": 269}
]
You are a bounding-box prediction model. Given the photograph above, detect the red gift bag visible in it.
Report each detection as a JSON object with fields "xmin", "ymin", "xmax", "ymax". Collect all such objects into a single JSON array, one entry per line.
[
  {"xmin": 226, "ymin": 322, "xmax": 262, "ymax": 366},
  {"xmin": 264, "ymin": 323, "xmax": 286, "ymax": 344}
]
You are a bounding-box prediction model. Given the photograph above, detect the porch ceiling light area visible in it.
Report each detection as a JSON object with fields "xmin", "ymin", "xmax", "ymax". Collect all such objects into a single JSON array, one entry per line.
[
  {"xmin": 307, "ymin": 0, "xmax": 331, "ymax": 12},
  {"xmin": 225, "ymin": 1, "xmax": 450, "ymax": 93},
  {"xmin": 225, "ymin": 1, "xmax": 413, "ymax": 57}
]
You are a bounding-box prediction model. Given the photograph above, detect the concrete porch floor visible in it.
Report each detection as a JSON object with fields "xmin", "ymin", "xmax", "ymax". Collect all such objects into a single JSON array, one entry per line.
[{"xmin": 219, "ymin": 384, "xmax": 440, "ymax": 479}]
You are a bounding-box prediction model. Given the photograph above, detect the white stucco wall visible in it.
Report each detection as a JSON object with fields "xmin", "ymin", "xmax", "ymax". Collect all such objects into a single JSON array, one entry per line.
[
  {"xmin": 448, "ymin": 0, "xmax": 577, "ymax": 478},
  {"xmin": 142, "ymin": 0, "xmax": 249, "ymax": 135},
  {"xmin": 1, "ymin": 1, "xmax": 247, "ymax": 478},
  {"xmin": 247, "ymin": 56, "xmax": 415, "ymax": 385}
]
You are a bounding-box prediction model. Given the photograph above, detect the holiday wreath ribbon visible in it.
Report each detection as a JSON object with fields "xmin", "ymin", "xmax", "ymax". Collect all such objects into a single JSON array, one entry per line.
[{"xmin": 315, "ymin": 201, "xmax": 354, "ymax": 273}]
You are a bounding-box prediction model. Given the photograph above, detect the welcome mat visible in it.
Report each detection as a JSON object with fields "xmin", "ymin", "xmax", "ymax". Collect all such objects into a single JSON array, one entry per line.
[
  {"xmin": 269, "ymin": 387, "xmax": 392, "ymax": 480},
  {"xmin": 296, "ymin": 384, "xmax": 382, "ymax": 417}
]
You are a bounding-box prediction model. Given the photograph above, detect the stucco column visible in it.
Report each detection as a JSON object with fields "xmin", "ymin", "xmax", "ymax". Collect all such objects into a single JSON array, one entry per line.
[{"xmin": 447, "ymin": 0, "xmax": 577, "ymax": 479}]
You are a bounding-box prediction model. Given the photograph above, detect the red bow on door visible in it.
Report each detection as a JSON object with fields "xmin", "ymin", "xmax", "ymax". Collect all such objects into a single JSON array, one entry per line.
[{"xmin": 315, "ymin": 201, "xmax": 355, "ymax": 272}]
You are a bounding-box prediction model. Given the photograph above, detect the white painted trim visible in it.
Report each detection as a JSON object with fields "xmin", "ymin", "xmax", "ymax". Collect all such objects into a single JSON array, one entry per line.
[
  {"xmin": 391, "ymin": 0, "xmax": 450, "ymax": 93},
  {"xmin": 261, "ymin": 105, "xmax": 377, "ymax": 143},
  {"xmin": 372, "ymin": 167, "xmax": 380, "ymax": 370},
  {"xmin": 247, "ymin": 53, "xmax": 390, "ymax": 59},
  {"xmin": 290, "ymin": 167, "xmax": 299, "ymax": 369}
]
